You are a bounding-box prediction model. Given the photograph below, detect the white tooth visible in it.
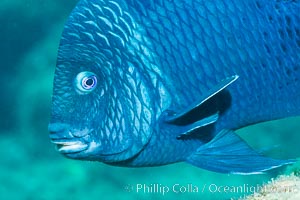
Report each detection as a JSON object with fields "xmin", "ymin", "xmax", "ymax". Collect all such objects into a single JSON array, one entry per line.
[{"xmin": 58, "ymin": 143, "xmax": 88, "ymax": 152}]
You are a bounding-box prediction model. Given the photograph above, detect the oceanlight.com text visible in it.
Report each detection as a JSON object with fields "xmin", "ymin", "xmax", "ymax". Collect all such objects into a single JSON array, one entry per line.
[{"xmin": 123, "ymin": 182, "xmax": 296, "ymax": 196}]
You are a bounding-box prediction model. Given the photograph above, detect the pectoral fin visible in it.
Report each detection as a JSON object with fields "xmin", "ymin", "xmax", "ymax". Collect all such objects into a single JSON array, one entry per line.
[
  {"xmin": 165, "ymin": 75, "xmax": 238, "ymax": 125},
  {"xmin": 176, "ymin": 112, "xmax": 219, "ymax": 139},
  {"xmin": 186, "ymin": 130, "xmax": 295, "ymax": 174}
]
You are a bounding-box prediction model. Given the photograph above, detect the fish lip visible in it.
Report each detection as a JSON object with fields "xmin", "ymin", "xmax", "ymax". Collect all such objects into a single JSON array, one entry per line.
[
  {"xmin": 48, "ymin": 123, "xmax": 92, "ymax": 139},
  {"xmin": 51, "ymin": 139, "xmax": 88, "ymax": 154},
  {"xmin": 48, "ymin": 123, "xmax": 93, "ymax": 154}
]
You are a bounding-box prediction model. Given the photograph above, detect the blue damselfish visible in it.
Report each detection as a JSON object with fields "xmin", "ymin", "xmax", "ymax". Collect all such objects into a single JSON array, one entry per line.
[{"xmin": 48, "ymin": 0, "xmax": 300, "ymax": 174}]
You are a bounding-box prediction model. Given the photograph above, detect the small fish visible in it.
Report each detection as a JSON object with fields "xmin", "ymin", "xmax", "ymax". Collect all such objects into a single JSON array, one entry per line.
[{"xmin": 48, "ymin": 0, "xmax": 300, "ymax": 174}]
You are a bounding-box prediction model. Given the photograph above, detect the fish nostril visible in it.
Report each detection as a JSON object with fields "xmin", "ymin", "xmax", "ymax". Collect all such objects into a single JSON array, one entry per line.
[{"xmin": 48, "ymin": 123, "xmax": 70, "ymax": 134}]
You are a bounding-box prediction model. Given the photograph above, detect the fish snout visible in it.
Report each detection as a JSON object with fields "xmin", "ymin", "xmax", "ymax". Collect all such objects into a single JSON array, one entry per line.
[{"xmin": 48, "ymin": 123, "xmax": 71, "ymax": 140}]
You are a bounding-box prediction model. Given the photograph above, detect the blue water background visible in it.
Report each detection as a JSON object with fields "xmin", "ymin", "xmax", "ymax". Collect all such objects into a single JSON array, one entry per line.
[{"xmin": 1, "ymin": 0, "xmax": 299, "ymax": 199}]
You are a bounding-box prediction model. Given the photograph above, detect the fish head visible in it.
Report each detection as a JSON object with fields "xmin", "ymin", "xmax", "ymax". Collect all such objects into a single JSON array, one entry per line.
[{"xmin": 48, "ymin": 0, "xmax": 155, "ymax": 163}]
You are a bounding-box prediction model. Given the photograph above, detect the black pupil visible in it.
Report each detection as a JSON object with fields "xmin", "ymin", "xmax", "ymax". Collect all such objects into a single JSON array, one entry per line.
[{"xmin": 86, "ymin": 78, "xmax": 94, "ymax": 86}]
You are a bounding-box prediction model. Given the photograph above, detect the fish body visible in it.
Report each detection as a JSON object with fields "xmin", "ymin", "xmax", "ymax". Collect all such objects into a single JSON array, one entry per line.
[{"xmin": 49, "ymin": 0, "xmax": 300, "ymax": 174}]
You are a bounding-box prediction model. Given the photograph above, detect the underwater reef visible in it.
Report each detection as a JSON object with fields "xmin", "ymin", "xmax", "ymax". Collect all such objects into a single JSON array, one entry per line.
[
  {"xmin": 1, "ymin": 0, "xmax": 300, "ymax": 199},
  {"xmin": 240, "ymin": 161, "xmax": 300, "ymax": 200},
  {"xmin": 243, "ymin": 173, "xmax": 300, "ymax": 200}
]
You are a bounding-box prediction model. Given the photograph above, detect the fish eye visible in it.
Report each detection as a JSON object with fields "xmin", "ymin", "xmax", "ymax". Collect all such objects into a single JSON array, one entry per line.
[{"xmin": 74, "ymin": 71, "xmax": 97, "ymax": 94}]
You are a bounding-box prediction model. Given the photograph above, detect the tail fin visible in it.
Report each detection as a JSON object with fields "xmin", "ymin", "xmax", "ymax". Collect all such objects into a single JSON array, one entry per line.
[{"xmin": 186, "ymin": 130, "xmax": 295, "ymax": 174}]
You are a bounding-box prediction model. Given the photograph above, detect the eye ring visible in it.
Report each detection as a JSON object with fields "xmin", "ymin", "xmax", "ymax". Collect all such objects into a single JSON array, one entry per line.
[
  {"xmin": 74, "ymin": 71, "xmax": 98, "ymax": 94},
  {"xmin": 82, "ymin": 76, "xmax": 97, "ymax": 90}
]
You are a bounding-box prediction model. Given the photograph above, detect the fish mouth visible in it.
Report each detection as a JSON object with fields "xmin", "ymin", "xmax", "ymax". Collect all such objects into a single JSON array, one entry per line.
[
  {"xmin": 48, "ymin": 123, "xmax": 91, "ymax": 154},
  {"xmin": 51, "ymin": 139, "xmax": 88, "ymax": 154}
]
